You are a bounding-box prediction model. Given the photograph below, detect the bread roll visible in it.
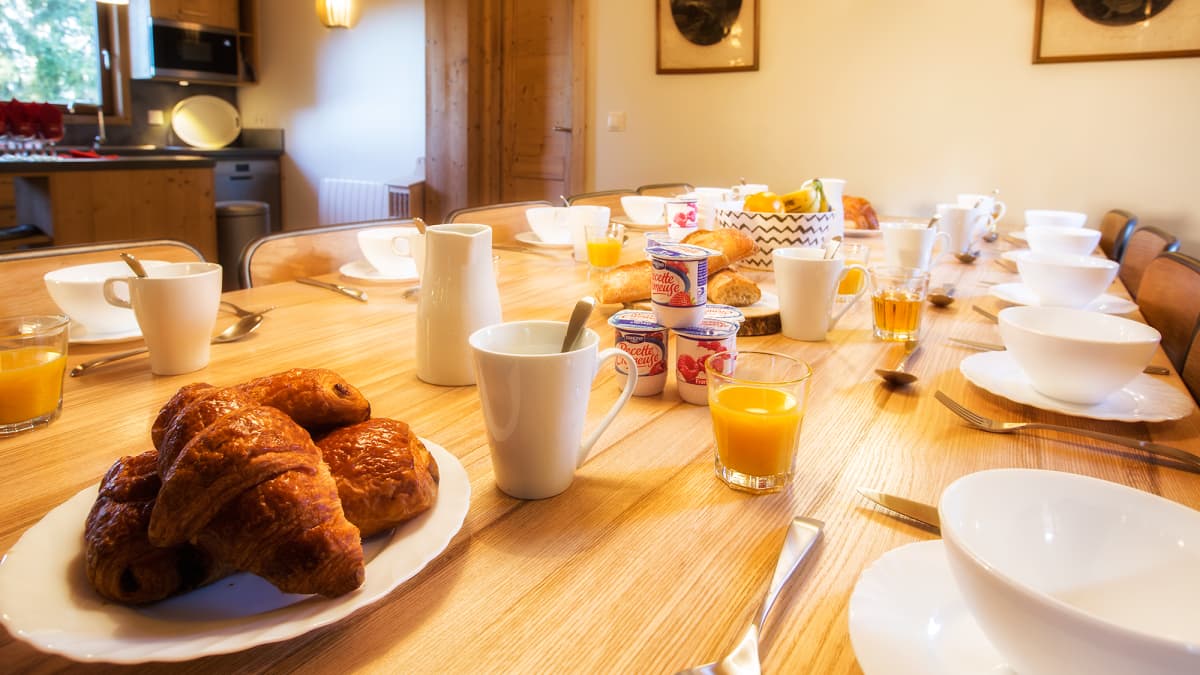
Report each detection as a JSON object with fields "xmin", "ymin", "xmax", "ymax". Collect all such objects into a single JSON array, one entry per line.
[
  {"xmin": 681, "ymin": 228, "xmax": 756, "ymax": 270},
  {"xmin": 707, "ymin": 269, "xmax": 761, "ymax": 307},
  {"xmin": 843, "ymin": 195, "xmax": 879, "ymax": 230},
  {"xmin": 597, "ymin": 228, "xmax": 757, "ymax": 305}
]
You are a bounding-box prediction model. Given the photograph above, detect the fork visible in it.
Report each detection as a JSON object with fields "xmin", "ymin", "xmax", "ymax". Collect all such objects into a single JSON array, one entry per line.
[{"xmin": 934, "ymin": 390, "xmax": 1200, "ymax": 471}]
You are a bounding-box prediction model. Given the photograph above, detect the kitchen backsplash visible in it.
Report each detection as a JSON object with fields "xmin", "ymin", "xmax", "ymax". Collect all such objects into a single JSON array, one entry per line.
[{"xmin": 62, "ymin": 80, "xmax": 238, "ymax": 148}]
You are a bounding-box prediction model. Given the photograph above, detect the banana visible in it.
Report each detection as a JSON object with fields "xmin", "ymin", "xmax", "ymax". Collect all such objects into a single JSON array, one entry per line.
[{"xmin": 782, "ymin": 181, "xmax": 821, "ymax": 213}]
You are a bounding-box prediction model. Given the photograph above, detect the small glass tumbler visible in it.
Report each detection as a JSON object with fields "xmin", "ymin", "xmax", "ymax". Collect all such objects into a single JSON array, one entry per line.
[
  {"xmin": 705, "ymin": 350, "xmax": 813, "ymax": 494},
  {"xmin": 0, "ymin": 314, "xmax": 70, "ymax": 435},
  {"xmin": 837, "ymin": 243, "xmax": 871, "ymax": 300},
  {"xmin": 586, "ymin": 221, "xmax": 624, "ymax": 272},
  {"xmin": 869, "ymin": 266, "xmax": 930, "ymax": 342}
]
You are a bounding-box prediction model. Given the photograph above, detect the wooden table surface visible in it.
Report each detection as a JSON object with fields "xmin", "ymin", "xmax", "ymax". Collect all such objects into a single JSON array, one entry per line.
[{"xmin": 2, "ymin": 233, "xmax": 1198, "ymax": 673}]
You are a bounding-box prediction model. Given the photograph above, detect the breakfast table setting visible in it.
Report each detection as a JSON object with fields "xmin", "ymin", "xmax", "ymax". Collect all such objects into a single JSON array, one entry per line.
[{"xmin": 1, "ymin": 189, "xmax": 1199, "ymax": 673}]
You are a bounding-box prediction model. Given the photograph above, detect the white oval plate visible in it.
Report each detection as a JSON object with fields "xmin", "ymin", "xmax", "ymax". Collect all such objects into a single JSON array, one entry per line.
[
  {"xmin": 850, "ymin": 540, "xmax": 1013, "ymax": 675},
  {"xmin": 68, "ymin": 323, "xmax": 142, "ymax": 345},
  {"xmin": 611, "ymin": 215, "xmax": 665, "ymax": 231},
  {"xmin": 959, "ymin": 351, "xmax": 1193, "ymax": 422},
  {"xmin": 171, "ymin": 95, "xmax": 241, "ymax": 150},
  {"xmin": 0, "ymin": 440, "xmax": 469, "ymax": 664},
  {"xmin": 514, "ymin": 231, "xmax": 572, "ymax": 250},
  {"xmin": 339, "ymin": 259, "xmax": 418, "ymax": 283},
  {"xmin": 989, "ymin": 282, "xmax": 1137, "ymax": 315}
]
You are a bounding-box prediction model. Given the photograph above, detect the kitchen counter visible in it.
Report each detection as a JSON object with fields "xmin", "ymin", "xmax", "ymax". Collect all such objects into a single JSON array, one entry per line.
[{"xmin": 0, "ymin": 155, "xmax": 215, "ymax": 174}]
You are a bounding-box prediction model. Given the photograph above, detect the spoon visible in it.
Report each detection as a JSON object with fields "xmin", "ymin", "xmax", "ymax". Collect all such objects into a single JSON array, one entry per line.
[
  {"xmin": 954, "ymin": 247, "xmax": 981, "ymax": 263},
  {"xmin": 412, "ymin": 216, "xmax": 427, "ymax": 234},
  {"xmin": 928, "ymin": 284, "xmax": 956, "ymax": 307},
  {"xmin": 559, "ymin": 194, "xmax": 571, "ymax": 206},
  {"xmin": 982, "ymin": 188, "xmax": 1000, "ymax": 242},
  {"xmin": 120, "ymin": 252, "xmax": 148, "ymax": 278},
  {"xmin": 70, "ymin": 313, "xmax": 264, "ymax": 377},
  {"xmin": 561, "ymin": 296, "xmax": 596, "ymax": 352},
  {"xmin": 875, "ymin": 343, "xmax": 922, "ymax": 386}
]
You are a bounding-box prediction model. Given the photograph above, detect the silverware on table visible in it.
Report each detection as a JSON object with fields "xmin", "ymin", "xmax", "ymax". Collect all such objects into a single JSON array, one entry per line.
[
  {"xmin": 875, "ymin": 343, "xmax": 922, "ymax": 386},
  {"xmin": 70, "ymin": 312, "xmax": 266, "ymax": 377},
  {"xmin": 935, "ymin": 390, "xmax": 1200, "ymax": 471},
  {"xmin": 296, "ymin": 277, "xmax": 368, "ymax": 302},
  {"xmin": 994, "ymin": 258, "xmax": 1018, "ymax": 273},
  {"xmin": 947, "ymin": 337, "xmax": 1171, "ymax": 375},
  {"xmin": 971, "ymin": 305, "xmax": 1000, "ymax": 322},
  {"xmin": 221, "ymin": 300, "xmax": 276, "ymax": 317},
  {"xmin": 857, "ymin": 487, "xmax": 941, "ymax": 532},
  {"xmin": 674, "ymin": 516, "xmax": 823, "ymax": 675}
]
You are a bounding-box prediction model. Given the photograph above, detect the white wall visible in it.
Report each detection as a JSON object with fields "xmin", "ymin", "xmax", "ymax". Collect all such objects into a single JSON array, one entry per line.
[
  {"xmin": 588, "ymin": 0, "xmax": 1200, "ymax": 253},
  {"xmin": 238, "ymin": 0, "xmax": 425, "ymax": 231}
]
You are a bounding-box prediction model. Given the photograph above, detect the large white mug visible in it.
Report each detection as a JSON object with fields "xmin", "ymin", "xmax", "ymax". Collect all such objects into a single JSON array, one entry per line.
[
  {"xmin": 773, "ymin": 247, "xmax": 867, "ymax": 341},
  {"xmin": 357, "ymin": 226, "xmax": 425, "ymax": 278},
  {"xmin": 469, "ymin": 320, "xmax": 638, "ymax": 499},
  {"xmin": 882, "ymin": 221, "xmax": 952, "ymax": 271},
  {"xmin": 936, "ymin": 204, "xmax": 991, "ymax": 255},
  {"xmin": 957, "ymin": 193, "xmax": 1006, "ymax": 225},
  {"xmin": 102, "ymin": 262, "xmax": 222, "ymax": 375}
]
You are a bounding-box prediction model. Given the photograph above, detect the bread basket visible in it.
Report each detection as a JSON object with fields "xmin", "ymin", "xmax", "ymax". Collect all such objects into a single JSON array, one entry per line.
[{"xmin": 714, "ymin": 206, "xmax": 843, "ymax": 271}]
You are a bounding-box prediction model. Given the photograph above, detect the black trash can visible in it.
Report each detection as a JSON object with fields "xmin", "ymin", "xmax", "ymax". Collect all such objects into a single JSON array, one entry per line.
[{"xmin": 216, "ymin": 200, "xmax": 270, "ymax": 290}]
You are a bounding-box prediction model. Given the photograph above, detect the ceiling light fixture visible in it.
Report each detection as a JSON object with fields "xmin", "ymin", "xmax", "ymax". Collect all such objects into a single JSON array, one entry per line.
[{"xmin": 316, "ymin": 0, "xmax": 352, "ymax": 28}]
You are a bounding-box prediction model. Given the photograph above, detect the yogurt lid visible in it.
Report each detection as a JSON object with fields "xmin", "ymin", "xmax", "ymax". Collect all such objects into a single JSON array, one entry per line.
[
  {"xmin": 646, "ymin": 243, "xmax": 717, "ymax": 261},
  {"xmin": 673, "ymin": 317, "xmax": 740, "ymax": 339},
  {"xmin": 608, "ymin": 309, "xmax": 664, "ymax": 332},
  {"xmin": 704, "ymin": 304, "xmax": 745, "ymax": 324}
]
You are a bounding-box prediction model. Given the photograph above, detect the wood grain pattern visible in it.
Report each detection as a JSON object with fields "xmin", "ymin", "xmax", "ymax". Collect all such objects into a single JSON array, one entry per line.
[
  {"xmin": 1, "ymin": 236, "xmax": 1197, "ymax": 673},
  {"xmin": 1118, "ymin": 225, "xmax": 1180, "ymax": 298},
  {"xmin": 241, "ymin": 220, "xmax": 413, "ymax": 287}
]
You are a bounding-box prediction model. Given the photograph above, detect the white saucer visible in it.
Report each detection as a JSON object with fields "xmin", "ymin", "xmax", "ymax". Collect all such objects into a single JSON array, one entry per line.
[
  {"xmin": 68, "ymin": 323, "xmax": 142, "ymax": 345},
  {"xmin": 989, "ymin": 282, "xmax": 1137, "ymax": 314},
  {"xmin": 611, "ymin": 215, "xmax": 665, "ymax": 232},
  {"xmin": 338, "ymin": 260, "xmax": 418, "ymax": 283},
  {"xmin": 844, "ymin": 228, "xmax": 882, "ymax": 238},
  {"xmin": 849, "ymin": 540, "xmax": 1013, "ymax": 675},
  {"xmin": 959, "ymin": 351, "xmax": 1193, "ymax": 422},
  {"xmin": 514, "ymin": 231, "xmax": 572, "ymax": 250}
]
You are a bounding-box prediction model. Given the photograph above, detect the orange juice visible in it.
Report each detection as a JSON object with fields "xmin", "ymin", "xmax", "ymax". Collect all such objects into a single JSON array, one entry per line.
[
  {"xmin": 710, "ymin": 385, "xmax": 802, "ymax": 477},
  {"xmin": 0, "ymin": 347, "xmax": 67, "ymax": 425},
  {"xmin": 838, "ymin": 268, "xmax": 866, "ymax": 295},
  {"xmin": 586, "ymin": 237, "xmax": 622, "ymax": 268}
]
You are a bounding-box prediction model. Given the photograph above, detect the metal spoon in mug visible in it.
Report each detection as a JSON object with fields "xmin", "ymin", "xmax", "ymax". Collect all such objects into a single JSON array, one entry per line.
[
  {"xmin": 120, "ymin": 252, "xmax": 148, "ymax": 278},
  {"xmin": 876, "ymin": 343, "xmax": 922, "ymax": 386},
  {"xmin": 561, "ymin": 296, "xmax": 596, "ymax": 352},
  {"xmin": 70, "ymin": 313, "xmax": 265, "ymax": 377},
  {"xmin": 982, "ymin": 188, "xmax": 1001, "ymax": 242},
  {"xmin": 412, "ymin": 216, "xmax": 427, "ymax": 234},
  {"xmin": 928, "ymin": 284, "xmax": 956, "ymax": 307}
]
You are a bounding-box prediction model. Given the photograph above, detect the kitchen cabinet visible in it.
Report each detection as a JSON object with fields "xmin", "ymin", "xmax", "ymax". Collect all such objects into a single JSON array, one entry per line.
[{"xmin": 150, "ymin": 0, "xmax": 239, "ymax": 30}]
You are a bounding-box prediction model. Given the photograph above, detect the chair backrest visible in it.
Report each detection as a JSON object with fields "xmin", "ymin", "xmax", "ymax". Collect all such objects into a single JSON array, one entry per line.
[
  {"xmin": 1118, "ymin": 225, "xmax": 1181, "ymax": 299},
  {"xmin": 1182, "ymin": 322, "xmax": 1200, "ymax": 403},
  {"xmin": 1136, "ymin": 251, "xmax": 1200, "ymax": 372},
  {"xmin": 445, "ymin": 200, "xmax": 551, "ymax": 245},
  {"xmin": 240, "ymin": 219, "xmax": 412, "ymax": 288},
  {"xmin": 0, "ymin": 239, "xmax": 204, "ymax": 317},
  {"xmin": 637, "ymin": 182, "xmax": 694, "ymax": 197},
  {"xmin": 1098, "ymin": 209, "xmax": 1137, "ymax": 261},
  {"xmin": 567, "ymin": 190, "xmax": 636, "ymax": 218}
]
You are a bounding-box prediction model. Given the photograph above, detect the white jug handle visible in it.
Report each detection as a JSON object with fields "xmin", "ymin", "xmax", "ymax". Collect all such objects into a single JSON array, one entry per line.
[
  {"xmin": 829, "ymin": 264, "xmax": 868, "ymax": 328},
  {"xmin": 577, "ymin": 348, "xmax": 638, "ymax": 468},
  {"xmin": 102, "ymin": 277, "xmax": 133, "ymax": 309}
]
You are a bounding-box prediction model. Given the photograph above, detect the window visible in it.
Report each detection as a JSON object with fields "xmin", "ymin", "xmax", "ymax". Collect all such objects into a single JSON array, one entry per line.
[{"xmin": 0, "ymin": 1, "xmax": 126, "ymax": 116}]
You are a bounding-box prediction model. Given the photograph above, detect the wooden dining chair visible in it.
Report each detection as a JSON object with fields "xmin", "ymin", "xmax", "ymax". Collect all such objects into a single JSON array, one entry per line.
[
  {"xmin": 445, "ymin": 200, "xmax": 552, "ymax": 246},
  {"xmin": 636, "ymin": 182, "xmax": 694, "ymax": 197},
  {"xmin": 1117, "ymin": 225, "xmax": 1181, "ymax": 299},
  {"xmin": 1097, "ymin": 209, "xmax": 1137, "ymax": 262},
  {"xmin": 1135, "ymin": 251, "xmax": 1200, "ymax": 372},
  {"xmin": 0, "ymin": 239, "xmax": 204, "ymax": 317},
  {"xmin": 239, "ymin": 219, "xmax": 412, "ymax": 288},
  {"xmin": 566, "ymin": 189, "xmax": 636, "ymax": 218},
  {"xmin": 1181, "ymin": 322, "xmax": 1200, "ymax": 403}
]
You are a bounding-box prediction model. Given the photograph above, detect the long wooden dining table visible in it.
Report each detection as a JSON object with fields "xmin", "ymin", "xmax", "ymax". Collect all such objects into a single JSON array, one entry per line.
[{"xmin": 2, "ymin": 230, "xmax": 1198, "ymax": 673}]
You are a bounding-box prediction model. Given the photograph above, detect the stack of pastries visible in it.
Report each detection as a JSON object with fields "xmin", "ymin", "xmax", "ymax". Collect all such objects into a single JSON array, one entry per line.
[{"xmin": 83, "ymin": 369, "xmax": 439, "ymax": 605}]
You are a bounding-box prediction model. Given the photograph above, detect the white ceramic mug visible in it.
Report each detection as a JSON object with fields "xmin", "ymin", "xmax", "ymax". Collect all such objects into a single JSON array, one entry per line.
[
  {"xmin": 43, "ymin": 260, "xmax": 170, "ymax": 336},
  {"xmin": 882, "ymin": 222, "xmax": 952, "ymax": 271},
  {"xmin": 357, "ymin": 226, "xmax": 425, "ymax": 278},
  {"xmin": 957, "ymin": 193, "xmax": 1006, "ymax": 225},
  {"xmin": 567, "ymin": 205, "xmax": 611, "ymax": 263},
  {"xmin": 470, "ymin": 320, "xmax": 638, "ymax": 499},
  {"xmin": 103, "ymin": 262, "xmax": 222, "ymax": 375},
  {"xmin": 936, "ymin": 204, "xmax": 991, "ymax": 255},
  {"xmin": 773, "ymin": 247, "xmax": 868, "ymax": 341}
]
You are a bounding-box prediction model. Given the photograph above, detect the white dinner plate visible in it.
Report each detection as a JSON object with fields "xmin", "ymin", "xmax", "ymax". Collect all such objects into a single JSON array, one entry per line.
[
  {"xmin": 338, "ymin": 259, "xmax": 418, "ymax": 283},
  {"xmin": 959, "ymin": 351, "xmax": 1193, "ymax": 422},
  {"xmin": 849, "ymin": 540, "xmax": 1013, "ymax": 675},
  {"xmin": 0, "ymin": 441, "xmax": 469, "ymax": 664},
  {"xmin": 514, "ymin": 231, "xmax": 572, "ymax": 250},
  {"xmin": 68, "ymin": 323, "xmax": 142, "ymax": 345},
  {"xmin": 843, "ymin": 228, "xmax": 882, "ymax": 238},
  {"xmin": 989, "ymin": 282, "xmax": 1137, "ymax": 314}
]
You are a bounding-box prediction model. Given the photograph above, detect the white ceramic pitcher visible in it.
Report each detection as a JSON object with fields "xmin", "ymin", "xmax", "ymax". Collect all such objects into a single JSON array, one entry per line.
[{"xmin": 416, "ymin": 223, "xmax": 502, "ymax": 385}]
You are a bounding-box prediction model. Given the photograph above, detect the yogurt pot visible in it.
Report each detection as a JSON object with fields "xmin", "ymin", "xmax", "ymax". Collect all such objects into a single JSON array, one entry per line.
[
  {"xmin": 609, "ymin": 310, "xmax": 668, "ymax": 396},
  {"xmin": 704, "ymin": 304, "xmax": 745, "ymax": 327},
  {"xmin": 673, "ymin": 318, "xmax": 740, "ymax": 405},
  {"xmin": 648, "ymin": 243, "xmax": 717, "ymax": 328}
]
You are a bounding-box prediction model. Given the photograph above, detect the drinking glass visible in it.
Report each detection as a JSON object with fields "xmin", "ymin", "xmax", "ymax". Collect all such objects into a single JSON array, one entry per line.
[
  {"xmin": 586, "ymin": 221, "xmax": 623, "ymax": 272},
  {"xmin": 0, "ymin": 315, "xmax": 70, "ymax": 435},
  {"xmin": 836, "ymin": 242, "xmax": 870, "ymax": 299},
  {"xmin": 705, "ymin": 350, "xmax": 812, "ymax": 494},
  {"xmin": 869, "ymin": 266, "xmax": 930, "ymax": 342}
]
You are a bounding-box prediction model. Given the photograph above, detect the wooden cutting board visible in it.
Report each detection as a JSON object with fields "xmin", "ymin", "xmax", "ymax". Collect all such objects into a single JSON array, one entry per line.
[{"xmin": 627, "ymin": 290, "xmax": 780, "ymax": 337}]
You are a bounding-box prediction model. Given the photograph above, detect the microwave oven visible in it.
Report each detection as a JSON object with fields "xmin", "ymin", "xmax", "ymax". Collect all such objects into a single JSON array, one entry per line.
[{"xmin": 131, "ymin": 18, "xmax": 239, "ymax": 84}]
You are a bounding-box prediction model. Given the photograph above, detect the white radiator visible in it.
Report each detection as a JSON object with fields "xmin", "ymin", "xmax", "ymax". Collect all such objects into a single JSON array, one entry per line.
[{"xmin": 318, "ymin": 178, "xmax": 390, "ymax": 226}]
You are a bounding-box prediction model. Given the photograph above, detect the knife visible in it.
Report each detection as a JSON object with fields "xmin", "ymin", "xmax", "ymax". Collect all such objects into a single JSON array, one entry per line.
[
  {"xmin": 947, "ymin": 337, "xmax": 1170, "ymax": 375},
  {"xmin": 857, "ymin": 487, "xmax": 941, "ymax": 532},
  {"xmin": 296, "ymin": 277, "xmax": 368, "ymax": 302}
]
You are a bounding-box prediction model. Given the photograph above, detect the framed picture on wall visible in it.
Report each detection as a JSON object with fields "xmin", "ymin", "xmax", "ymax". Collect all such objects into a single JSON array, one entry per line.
[
  {"xmin": 1034, "ymin": 0, "xmax": 1200, "ymax": 63},
  {"xmin": 656, "ymin": 0, "xmax": 759, "ymax": 74}
]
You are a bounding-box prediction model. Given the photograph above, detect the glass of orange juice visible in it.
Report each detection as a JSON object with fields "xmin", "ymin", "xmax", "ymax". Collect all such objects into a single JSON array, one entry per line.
[
  {"xmin": 868, "ymin": 266, "xmax": 930, "ymax": 342},
  {"xmin": 705, "ymin": 350, "xmax": 812, "ymax": 493},
  {"xmin": 586, "ymin": 221, "xmax": 624, "ymax": 273},
  {"xmin": 837, "ymin": 243, "xmax": 871, "ymax": 299},
  {"xmin": 0, "ymin": 315, "xmax": 70, "ymax": 436}
]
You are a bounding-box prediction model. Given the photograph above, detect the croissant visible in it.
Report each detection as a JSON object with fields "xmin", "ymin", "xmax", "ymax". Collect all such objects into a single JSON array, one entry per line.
[
  {"xmin": 842, "ymin": 195, "xmax": 880, "ymax": 230},
  {"xmin": 236, "ymin": 368, "xmax": 371, "ymax": 431},
  {"xmin": 317, "ymin": 418, "xmax": 440, "ymax": 538}
]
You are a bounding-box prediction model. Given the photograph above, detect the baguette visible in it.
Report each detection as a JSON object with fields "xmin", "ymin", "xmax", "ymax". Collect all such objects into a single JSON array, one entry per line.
[
  {"xmin": 681, "ymin": 228, "xmax": 756, "ymax": 271},
  {"xmin": 707, "ymin": 269, "xmax": 761, "ymax": 307},
  {"xmin": 597, "ymin": 260, "xmax": 652, "ymax": 305}
]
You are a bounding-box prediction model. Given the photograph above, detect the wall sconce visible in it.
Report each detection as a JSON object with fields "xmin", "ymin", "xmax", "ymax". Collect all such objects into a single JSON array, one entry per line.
[{"xmin": 316, "ymin": 0, "xmax": 352, "ymax": 28}]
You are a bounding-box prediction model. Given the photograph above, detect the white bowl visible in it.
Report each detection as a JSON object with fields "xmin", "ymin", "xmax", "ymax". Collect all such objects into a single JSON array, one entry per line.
[
  {"xmin": 940, "ymin": 468, "xmax": 1200, "ymax": 675},
  {"xmin": 523, "ymin": 206, "xmax": 572, "ymax": 245},
  {"xmin": 43, "ymin": 260, "xmax": 169, "ymax": 334},
  {"xmin": 620, "ymin": 195, "xmax": 668, "ymax": 225},
  {"xmin": 1025, "ymin": 209, "xmax": 1088, "ymax": 229},
  {"xmin": 1013, "ymin": 250, "xmax": 1119, "ymax": 308},
  {"xmin": 714, "ymin": 207, "xmax": 840, "ymax": 271},
  {"xmin": 1024, "ymin": 225, "xmax": 1101, "ymax": 256},
  {"xmin": 998, "ymin": 305, "xmax": 1160, "ymax": 404}
]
